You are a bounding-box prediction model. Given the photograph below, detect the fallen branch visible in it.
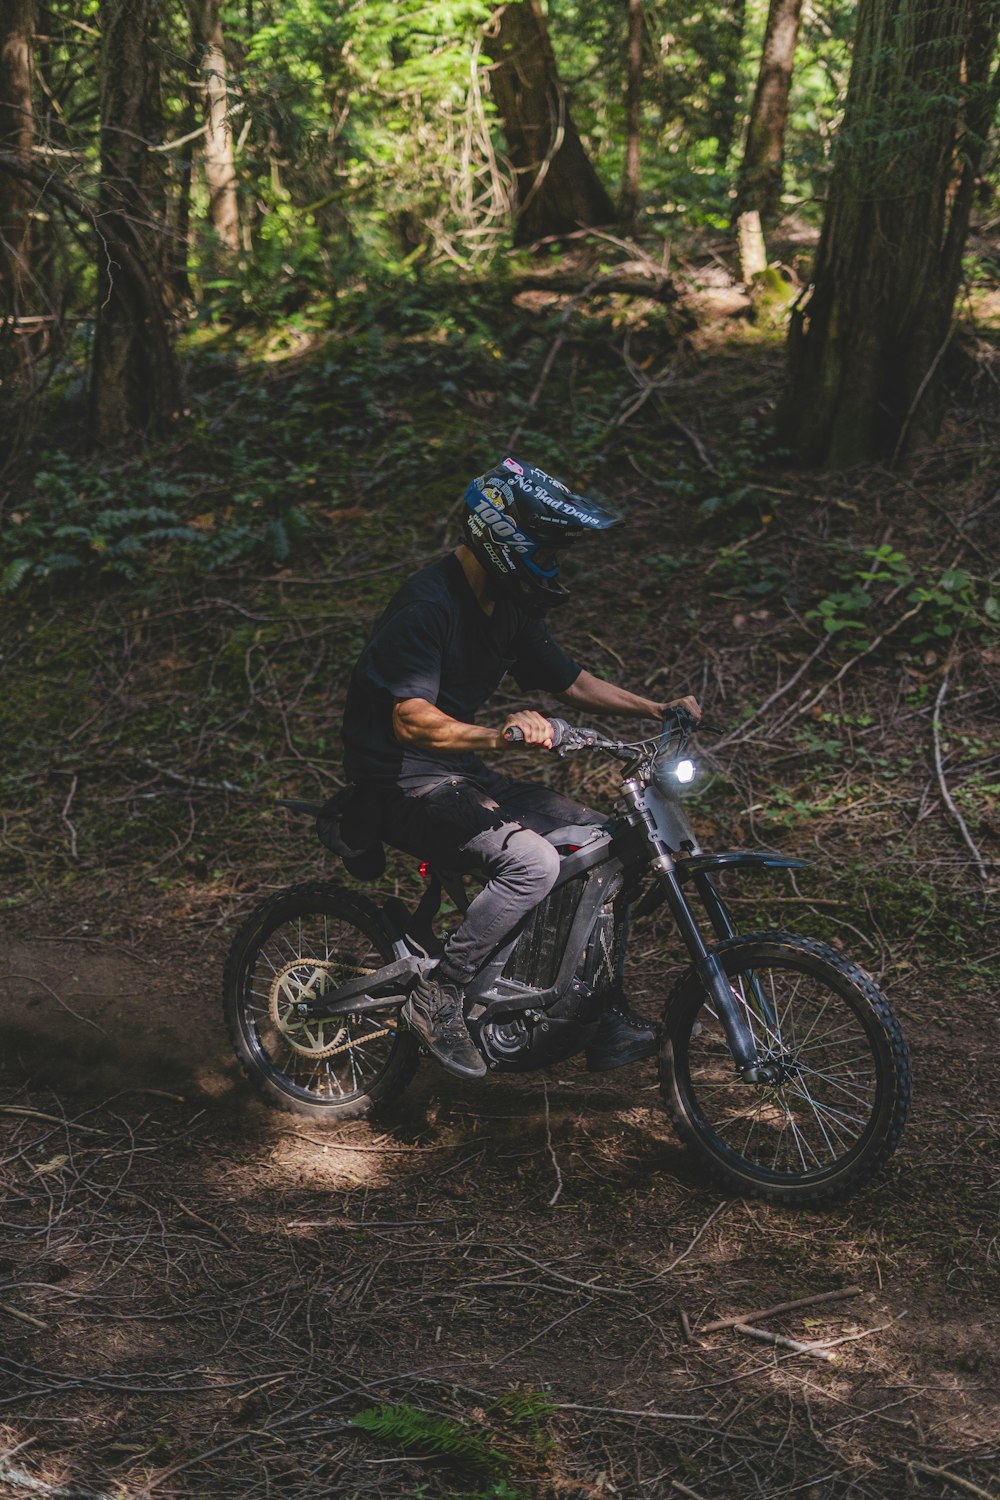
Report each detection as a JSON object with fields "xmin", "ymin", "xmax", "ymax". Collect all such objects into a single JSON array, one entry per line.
[
  {"xmin": 0, "ymin": 1106, "xmax": 106, "ymax": 1136},
  {"xmin": 697, "ymin": 1285, "xmax": 863, "ymax": 1333},
  {"xmin": 0, "ymin": 1301, "xmax": 49, "ymax": 1331},
  {"xmin": 734, "ymin": 1323, "xmax": 837, "ymax": 1361},
  {"xmin": 511, "ymin": 269, "xmax": 678, "ymax": 304},
  {"xmin": 137, "ymin": 759, "xmax": 247, "ymax": 795},
  {"xmin": 713, "ymin": 632, "xmax": 832, "ymax": 749},
  {"xmin": 933, "ymin": 672, "xmax": 991, "ymax": 881},
  {"xmin": 3, "ymin": 974, "xmax": 109, "ymax": 1038},
  {"xmin": 541, "ymin": 1080, "xmax": 563, "ymax": 1207},
  {"xmin": 784, "ymin": 601, "xmax": 925, "ymax": 723},
  {"xmin": 168, "ymin": 1195, "xmax": 242, "ymax": 1254},
  {"xmin": 905, "ymin": 1459, "xmax": 998, "ymax": 1500}
]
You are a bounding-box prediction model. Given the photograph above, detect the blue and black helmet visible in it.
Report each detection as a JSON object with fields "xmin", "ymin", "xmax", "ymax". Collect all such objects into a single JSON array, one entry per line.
[{"xmin": 461, "ymin": 457, "xmax": 621, "ymax": 612}]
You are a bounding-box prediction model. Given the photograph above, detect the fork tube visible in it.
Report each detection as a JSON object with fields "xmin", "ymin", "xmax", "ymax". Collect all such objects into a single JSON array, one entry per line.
[{"xmin": 621, "ymin": 779, "xmax": 763, "ymax": 1076}]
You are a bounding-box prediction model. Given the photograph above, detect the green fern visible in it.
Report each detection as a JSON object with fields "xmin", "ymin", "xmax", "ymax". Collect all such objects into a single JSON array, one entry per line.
[
  {"xmin": 0, "ymin": 558, "xmax": 33, "ymax": 594},
  {"xmin": 351, "ymin": 1402, "xmax": 509, "ymax": 1470}
]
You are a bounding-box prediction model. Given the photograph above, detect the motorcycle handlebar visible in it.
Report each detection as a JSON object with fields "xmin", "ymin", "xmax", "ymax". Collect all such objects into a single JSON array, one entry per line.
[
  {"xmin": 501, "ymin": 716, "xmax": 571, "ymax": 747},
  {"xmin": 502, "ymin": 709, "xmax": 707, "ymax": 753}
]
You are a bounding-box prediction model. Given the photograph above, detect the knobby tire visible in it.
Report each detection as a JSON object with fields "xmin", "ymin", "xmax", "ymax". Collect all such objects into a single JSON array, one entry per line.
[
  {"xmin": 223, "ymin": 881, "xmax": 419, "ymax": 1120},
  {"xmin": 659, "ymin": 931, "xmax": 911, "ymax": 1206}
]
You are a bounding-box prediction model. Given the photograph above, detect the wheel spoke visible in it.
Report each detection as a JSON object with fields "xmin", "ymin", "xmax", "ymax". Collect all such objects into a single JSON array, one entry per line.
[
  {"xmin": 676, "ymin": 952, "xmax": 895, "ymax": 1183},
  {"xmin": 235, "ymin": 903, "xmax": 402, "ymax": 1106}
]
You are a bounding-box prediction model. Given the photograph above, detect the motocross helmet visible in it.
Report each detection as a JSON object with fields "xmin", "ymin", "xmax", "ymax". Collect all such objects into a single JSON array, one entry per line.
[{"xmin": 461, "ymin": 457, "xmax": 621, "ymax": 613}]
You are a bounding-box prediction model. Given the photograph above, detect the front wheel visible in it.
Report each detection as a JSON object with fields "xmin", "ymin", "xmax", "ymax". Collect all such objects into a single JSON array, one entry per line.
[
  {"xmin": 223, "ymin": 881, "xmax": 420, "ymax": 1121},
  {"xmin": 659, "ymin": 932, "xmax": 911, "ymax": 1206}
]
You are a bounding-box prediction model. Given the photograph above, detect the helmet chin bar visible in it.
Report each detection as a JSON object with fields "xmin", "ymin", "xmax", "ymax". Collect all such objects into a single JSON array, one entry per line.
[{"xmin": 462, "ymin": 457, "xmax": 621, "ymax": 612}]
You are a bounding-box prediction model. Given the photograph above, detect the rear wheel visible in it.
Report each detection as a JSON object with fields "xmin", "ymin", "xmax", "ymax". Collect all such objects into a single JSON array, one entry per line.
[
  {"xmin": 223, "ymin": 882, "xmax": 419, "ymax": 1120},
  {"xmin": 659, "ymin": 932, "xmax": 910, "ymax": 1206}
]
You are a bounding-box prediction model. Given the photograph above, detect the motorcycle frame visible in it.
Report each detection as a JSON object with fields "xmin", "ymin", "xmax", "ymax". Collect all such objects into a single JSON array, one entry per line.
[{"xmin": 295, "ymin": 768, "xmax": 806, "ymax": 1082}]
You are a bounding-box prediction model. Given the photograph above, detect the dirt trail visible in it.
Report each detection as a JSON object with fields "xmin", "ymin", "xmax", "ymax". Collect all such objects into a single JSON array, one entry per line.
[{"xmin": 1, "ymin": 908, "xmax": 998, "ymax": 1499}]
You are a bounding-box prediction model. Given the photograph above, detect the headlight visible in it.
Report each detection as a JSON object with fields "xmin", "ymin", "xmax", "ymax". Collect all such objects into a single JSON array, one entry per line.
[{"xmin": 674, "ymin": 759, "xmax": 696, "ymax": 784}]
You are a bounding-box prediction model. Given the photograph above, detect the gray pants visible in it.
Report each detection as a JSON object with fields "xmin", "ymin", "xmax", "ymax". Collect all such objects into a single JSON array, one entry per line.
[{"xmin": 377, "ymin": 769, "xmax": 605, "ymax": 985}]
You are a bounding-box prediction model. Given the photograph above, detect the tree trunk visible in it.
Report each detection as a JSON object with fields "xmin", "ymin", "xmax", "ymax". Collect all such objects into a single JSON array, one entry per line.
[
  {"xmin": 187, "ymin": 0, "xmax": 240, "ymax": 253},
  {"xmin": 483, "ymin": 1, "xmax": 614, "ymax": 246},
  {"xmin": 91, "ymin": 0, "xmax": 180, "ymax": 446},
  {"xmin": 778, "ymin": 0, "xmax": 1000, "ymax": 467},
  {"xmin": 713, "ymin": 0, "xmax": 748, "ymax": 168},
  {"xmin": 618, "ymin": 0, "xmax": 643, "ymax": 225},
  {"xmin": 0, "ymin": 0, "xmax": 34, "ymax": 316},
  {"xmin": 736, "ymin": 0, "xmax": 804, "ymax": 224}
]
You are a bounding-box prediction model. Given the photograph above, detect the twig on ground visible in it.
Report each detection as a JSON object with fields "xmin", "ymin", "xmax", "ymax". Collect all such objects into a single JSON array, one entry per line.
[
  {"xmin": 733, "ymin": 1323, "xmax": 837, "ymax": 1362},
  {"xmin": 807, "ymin": 1315, "xmax": 904, "ymax": 1351},
  {"xmin": 0, "ymin": 1301, "xmax": 49, "ymax": 1330},
  {"xmin": 662, "ymin": 1202, "xmax": 728, "ymax": 1273},
  {"xmin": 168, "ymin": 1195, "xmax": 242, "ymax": 1254},
  {"xmin": 697, "ymin": 1284, "xmax": 863, "ymax": 1334},
  {"xmin": 0, "ymin": 1106, "xmax": 106, "ymax": 1135},
  {"xmin": 137, "ymin": 759, "xmax": 247, "ymax": 796},
  {"xmin": 781, "ymin": 602, "xmax": 925, "ymax": 724},
  {"xmin": 553, "ymin": 1401, "xmax": 711, "ymax": 1422},
  {"xmin": 933, "ymin": 672, "xmax": 991, "ymax": 881},
  {"xmin": 713, "ymin": 633, "xmax": 832, "ymax": 748},
  {"xmin": 541, "ymin": 1080, "xmax": 564, "ymax": 1207},
  {"xmin": 904, "ymin": 1459, "xmax": 998, "ymax": 1499},
  {"xmin": 2, "ymin": 975, "xmax": 110, "ymax": 1039},
  {"xmin": 60, "ymin": 773, "xmax": 79, "ymax": 860},
  {"xmin": 671, "ymin": 1482, "xmax": 709, "ymax": 1500}
]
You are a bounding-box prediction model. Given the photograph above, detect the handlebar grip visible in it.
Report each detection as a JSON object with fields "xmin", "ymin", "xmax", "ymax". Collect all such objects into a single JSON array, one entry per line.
[{"xmin": 502, "ymin": 725, "xmax": 526, "ymax": 744}]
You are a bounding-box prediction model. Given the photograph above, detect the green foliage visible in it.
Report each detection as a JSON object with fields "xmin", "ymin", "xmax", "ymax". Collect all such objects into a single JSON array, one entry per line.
[
  {"xmin": 2, "ymin": 448, "xmax": 311, "ymax": 592},
  {"xmin": 351, "ymin": 1402, "xmax": 509, "ymax": 1471},
  {"xmin": 806, "ymin": 544, "xmax": 1000, "ymax": 647}
]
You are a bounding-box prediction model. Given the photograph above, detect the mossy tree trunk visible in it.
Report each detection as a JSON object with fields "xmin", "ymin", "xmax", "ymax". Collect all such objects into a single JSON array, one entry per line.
[
  {"xmin": 778, "ymin": 0, "xmax": 1000, "ymax": 467},
  {"xmin": 187, "ymin": 0, "xmax": 240, "ymax": 255},
  {"xmin": 736, "ymin": 0, "xmax": 804, "ymax": 223},
  {"xmin": 91, "ymin": 0, "xmax": 180, "ymax": 446},
  {"xmin": 0, "ymin": 0, "xmax": 34, "ymax": 320},
  {"xmin": 483, "ymin": 0, "xmax": 614, "ymax": 246}
]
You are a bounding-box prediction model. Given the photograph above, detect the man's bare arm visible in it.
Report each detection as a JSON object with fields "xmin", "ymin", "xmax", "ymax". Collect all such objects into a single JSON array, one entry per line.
[
  {"xmin": 393, "ymin": 698, "xmax": 555, "ymax": 751},
  {"xmin": 558, "ymin": 669, "xmax": 700, "ymax": 721}
]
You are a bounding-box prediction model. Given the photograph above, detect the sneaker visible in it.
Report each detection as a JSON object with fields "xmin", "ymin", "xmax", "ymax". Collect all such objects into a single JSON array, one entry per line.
[
  {"xmin": 585, "ymin": 1001, "xmax": 658, "ymax": 1072},
  {"xmin": 402, "ymin": 973, "xmax": 487, "ymax": 1079}
]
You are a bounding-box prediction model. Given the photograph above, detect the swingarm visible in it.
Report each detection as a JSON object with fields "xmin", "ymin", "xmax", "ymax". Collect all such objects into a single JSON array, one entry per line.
[{"xmin": 289, "ymin": 954, "xmax": 420, "ymax": 1019}]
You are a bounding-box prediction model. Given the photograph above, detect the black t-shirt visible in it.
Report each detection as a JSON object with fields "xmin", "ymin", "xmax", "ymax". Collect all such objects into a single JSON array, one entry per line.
[{"xmin": 342, "ymin": 554, "xmax": 582, "ymax": 786}]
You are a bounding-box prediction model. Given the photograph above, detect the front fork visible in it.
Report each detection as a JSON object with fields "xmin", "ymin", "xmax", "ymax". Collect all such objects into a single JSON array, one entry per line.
[
  {"xmin": 621, "ymin": 785, "xmax": 780, "ymax": 1084},
  {"xmin": 661, "ymin": 866, "xmax": 777, "ymax": 1081}
]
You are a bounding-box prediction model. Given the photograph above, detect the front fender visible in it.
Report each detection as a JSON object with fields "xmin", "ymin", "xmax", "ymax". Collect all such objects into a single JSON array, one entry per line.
[
  {"xmin": 632, "ymin": 850, "xmax": 807, "ymax": 923},
  {"xmin": 675, "ymin": 851, "xmax": 808, "ymax": 882}
]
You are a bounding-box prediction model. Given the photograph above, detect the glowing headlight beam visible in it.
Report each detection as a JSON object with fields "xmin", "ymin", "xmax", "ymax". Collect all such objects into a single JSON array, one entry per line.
[{"xmin": 674, "ymin": 759, "xmax": 696, "ymax": 784}]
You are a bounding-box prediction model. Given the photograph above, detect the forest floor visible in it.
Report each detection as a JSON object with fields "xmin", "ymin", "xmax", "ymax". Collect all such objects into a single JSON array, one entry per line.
[{"xmin": 1, "ymin": 239, "xmax": 999, "ymax": 1499}]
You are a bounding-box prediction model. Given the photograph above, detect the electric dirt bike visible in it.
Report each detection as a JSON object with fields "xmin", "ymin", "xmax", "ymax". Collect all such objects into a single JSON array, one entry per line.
[{"xmin": 223, "ymin": 711, "xmax": 911, "ymax": 1206}]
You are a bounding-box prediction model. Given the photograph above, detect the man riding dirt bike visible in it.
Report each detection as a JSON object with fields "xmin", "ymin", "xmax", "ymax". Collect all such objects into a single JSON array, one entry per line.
[
  {"xmin": 224, "ymin": 461, "xmax": 910, "ymax": 1204},
  {"xmin": 339, "ymin": 456, "xmax": 700, "ymax": 1080}
]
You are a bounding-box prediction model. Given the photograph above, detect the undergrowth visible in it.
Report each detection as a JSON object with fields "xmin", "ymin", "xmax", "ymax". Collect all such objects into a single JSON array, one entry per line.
[{"xmin": 1, "ymin": 274, "xmax": 997, "ymax": 953}]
